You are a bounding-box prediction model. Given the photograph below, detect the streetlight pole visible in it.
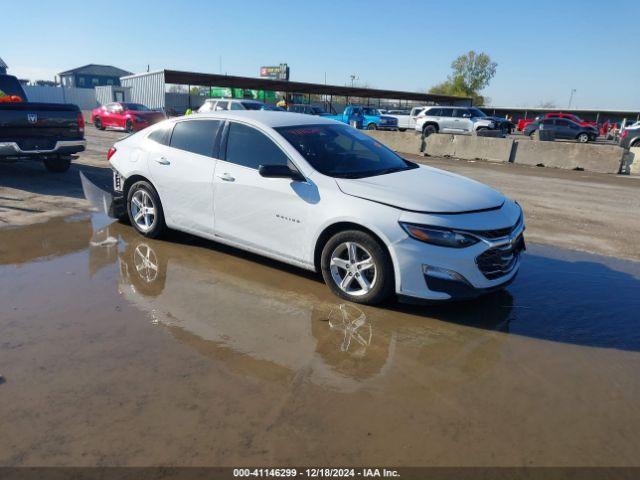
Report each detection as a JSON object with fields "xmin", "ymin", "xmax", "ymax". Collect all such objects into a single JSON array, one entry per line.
[{"xmin": 568, "ymin": 89, "xmax": 576, "ymax": 109}]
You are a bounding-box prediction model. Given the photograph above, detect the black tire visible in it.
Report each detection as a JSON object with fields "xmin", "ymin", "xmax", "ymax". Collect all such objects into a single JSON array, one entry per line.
[
  {"xmin": 398, "ymin": 128, "xmax": 406, "ymax": 132},
  {"xmin": 126, "ymin": 180, "xmax": 166, "ymax": 239},
  {"xmin": 529, "ymin": 130, "xmax": 538, "ymax": 140},
  {"xmin": 43, "ymin": 157, "xmax": 71, "ymax": 173},
  {"xmin": 94, "ymin": 117, "xmax": 104, "ymax": 130},
  {"xmin": 422, "ymin": 124, "xmax": 437, "ymax": 137},
  {"xmin": 125, "ymin": 120, "xmax": 134, "ymax": 133},
  {"xmin": 320, "ymin": 229, "xmax": 394, "ymax": 305},
  {"xmin": 577, "ymin": 133, "xmax": 589, "ymax": 143},
  {"xmin": 366, "ymin": 123, "xmax": 377, "ymax": 130}
]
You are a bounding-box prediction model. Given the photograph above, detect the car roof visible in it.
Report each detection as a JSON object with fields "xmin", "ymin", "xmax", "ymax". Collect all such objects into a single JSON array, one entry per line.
[
  {"xmin": 204, "ymin": 98, "xmax": 263, "ymax": 103},
  {"xmin": 191, "ymin": 110, "xmax": 339, "ymax": 128}
]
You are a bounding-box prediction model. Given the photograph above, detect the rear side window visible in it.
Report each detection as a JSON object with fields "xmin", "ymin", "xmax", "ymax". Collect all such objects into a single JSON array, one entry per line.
[
  {"xmin": 225, "ymin": 122, "xmax": 289, "ymax": 169},
  {"xmin": 169, "ymin": 120, "xmax": 223, "ymax": 157},
  {"xmin": 148, "ymin": 124, "xmax": 172, "ymax": 145},
  {"xmin": 426, "ymin": 108, "xmax": 441, "ymax": 116},
  {"xmin": 216, "ymin": 101, "xmax": 229, "ymax": 111},
  {"xmin": 230, "ymin": 102, "xmax": 244, "ymax": 110},
  {"xmin": 439, "ymin": 108, "xmax": 454, "ymax": 117}
]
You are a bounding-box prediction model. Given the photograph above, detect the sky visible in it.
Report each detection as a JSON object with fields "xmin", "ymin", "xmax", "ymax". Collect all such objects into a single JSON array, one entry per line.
[{"xmin": 2, "ymin": 0, "xmax": 639, "ymax": 110}]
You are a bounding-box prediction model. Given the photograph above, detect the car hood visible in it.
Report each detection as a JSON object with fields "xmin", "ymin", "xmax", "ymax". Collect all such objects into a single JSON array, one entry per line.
[{"xmin": 335, "ymin": 165, "xmax": 505, "ymax": 213}]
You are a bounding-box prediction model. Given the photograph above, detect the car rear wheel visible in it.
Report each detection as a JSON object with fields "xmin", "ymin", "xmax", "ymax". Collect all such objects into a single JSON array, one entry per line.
[
  {"xmin": 366, "ymin": 123, "xmax": 377, "ymax": 130},
  {"xmin": 43, "ymin": 157, "xmax": 71, "ymax": 173},
  {"xmin": 398, "ymin": 128, "xmax": 406, "ymax": 132},
  {"xmin": 125, "ymin": 120, "xmax": 134, "ymax": 133},
  {"xmin": 577, "ymin": 133, "xmax": 589, "ymax": 143},
  {"xmin": 320, "ymin": 230, "xmax": 394, "ymax": 305},
  {"xmin": 127, "ymin": 180, "xmax": 166, "ymax": 239},
  {"xmin": 94, "ymin": 117, "xmax": 104, "ymax": 130},
  {"xmin": 423, "ymin": 124, "xmax": 437, "ymax": 137},
  {"xmin": 529, "ymin": 130, "xmax": 538, "ymax": 140}
]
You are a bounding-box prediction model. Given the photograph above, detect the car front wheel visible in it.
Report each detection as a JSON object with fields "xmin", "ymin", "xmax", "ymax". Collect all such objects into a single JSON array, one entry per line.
[
  {"xmin": 126, "ymin": 120, "xmax": 134, "ymax": 133},
  {"xmin": 321, "ymin": 230, "xmax": 394, "ymax": 305},
  {"xmin": 127, "ymin": 180, "xmax": 166, "ymax": 238}
]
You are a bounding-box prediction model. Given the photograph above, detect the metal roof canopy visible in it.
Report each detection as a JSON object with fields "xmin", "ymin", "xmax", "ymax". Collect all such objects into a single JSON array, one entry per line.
[{"xmin": 163, "ymin": 69, "xmax": 470, "ymax": 104}]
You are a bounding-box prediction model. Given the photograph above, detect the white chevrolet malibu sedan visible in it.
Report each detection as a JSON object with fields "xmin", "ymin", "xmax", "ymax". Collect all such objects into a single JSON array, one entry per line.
[{"xmin": 108, "ymin": 111, "xmax": 525, "ymax": 304}]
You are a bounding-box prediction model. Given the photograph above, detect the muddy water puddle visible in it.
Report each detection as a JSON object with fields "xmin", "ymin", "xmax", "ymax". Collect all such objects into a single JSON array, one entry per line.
[{"xmin": 1, "ymin": 214, "xmax": 639, "ymax": 466}]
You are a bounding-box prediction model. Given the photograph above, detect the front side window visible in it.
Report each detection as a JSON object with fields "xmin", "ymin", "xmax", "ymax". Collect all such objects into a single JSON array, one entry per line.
[
  {"xmin": 276, "ymin": 124, "xmax": 417, "ymax": 179},
  {"xmin": 225, "ymin": 122, "xmax": 289, "ymax": 169},
  {"xmin": 216, "ymin": 101, "xmax": 229, "ymax": 111},
  {"xmin": 169, "ymin": 120, "xmax": 223, "ymax": 157}
]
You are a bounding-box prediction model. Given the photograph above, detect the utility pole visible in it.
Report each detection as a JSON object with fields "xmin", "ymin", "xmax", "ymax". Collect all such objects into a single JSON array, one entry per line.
[
  {"xmin": 568, "ymin": 89, "xmax": 576, "ymax": 109},
  {"xmin": 350, "ymin": 74, "xmax": 358, "ymax": 87}
]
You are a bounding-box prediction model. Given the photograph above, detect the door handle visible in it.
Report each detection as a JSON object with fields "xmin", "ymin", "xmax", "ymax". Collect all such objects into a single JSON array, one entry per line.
[
  {"xmin": 216, "ymin": 173, "xmax": 235, "ymax": 182},
  {"xmin": 155, "ymin": 157, "xmax": 170, "ymax": 165}
]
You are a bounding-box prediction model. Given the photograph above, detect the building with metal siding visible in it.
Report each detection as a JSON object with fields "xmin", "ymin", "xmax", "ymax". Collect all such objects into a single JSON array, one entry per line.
[
  {"xmin": 59, "ymin": 64, "xmax": 132, "ymax": 89},
  {"xmin": 120, "ymin": 71, "xmax": 166, "ymax": 109}
]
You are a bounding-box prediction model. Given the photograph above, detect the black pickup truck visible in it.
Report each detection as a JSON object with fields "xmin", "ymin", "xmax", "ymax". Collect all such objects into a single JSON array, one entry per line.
[{"xmin": 0, "ymin": 74, "xmax": 86, "ymax": 172}]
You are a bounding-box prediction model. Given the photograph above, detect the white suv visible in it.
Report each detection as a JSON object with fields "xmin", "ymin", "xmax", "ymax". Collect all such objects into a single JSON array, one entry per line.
[
  {"xmin": 197, "ymin": 98, "xmax": 269, "ymax": 113},
  {"xmin": 415, "ymin": 106, "xmax": 495, "ymax": 136}
]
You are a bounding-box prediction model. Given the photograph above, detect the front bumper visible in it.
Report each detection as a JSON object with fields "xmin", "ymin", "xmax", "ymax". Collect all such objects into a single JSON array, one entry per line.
[
  {"xmin": 0, "ymin": 139, "xmax": 86, "ymax": 158},
  {"xmin": 392, "ymin": 205, "xmax": 525, "ymax": 301}
]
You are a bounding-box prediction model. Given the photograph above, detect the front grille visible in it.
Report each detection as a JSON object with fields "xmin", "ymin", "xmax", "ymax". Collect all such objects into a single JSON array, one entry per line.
[
  {"xmin": 476, "ymin": 235, "xmax": 525, "ymax": 280},
  {"xmin": 468, "ymin": 214, "xmax": 522, "ymax": 239}
]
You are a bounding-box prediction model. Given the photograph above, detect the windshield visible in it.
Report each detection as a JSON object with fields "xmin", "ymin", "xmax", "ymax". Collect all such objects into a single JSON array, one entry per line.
[
  {"xmin": 469, "ymin": 108, "xmax": 486, "ymax": 117},
  {"xmin": 276, "ymin": 124, "xmax": 417, "ymax": 179},
  {"xmin": 241, "ymin": 102, "xmax": 264, "ymax": 110},
  {"xmin": 122, "ymin": 103, "xmax": 150, "ymax": 111}
]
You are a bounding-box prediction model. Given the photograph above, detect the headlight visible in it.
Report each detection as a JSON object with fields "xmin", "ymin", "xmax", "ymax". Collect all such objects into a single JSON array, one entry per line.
[{"xmin": 400, "ymin": 223, "xmax": 479, "ymax": 248}]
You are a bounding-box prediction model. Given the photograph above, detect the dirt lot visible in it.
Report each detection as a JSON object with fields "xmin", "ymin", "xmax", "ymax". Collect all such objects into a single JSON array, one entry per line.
[
  {"xmin": 1, "ymin": 126, "xmax": 640, "ymax": 468},
  {"xmin": 1, "ymin": 127, "xmax": 639, "ymax": 260}
]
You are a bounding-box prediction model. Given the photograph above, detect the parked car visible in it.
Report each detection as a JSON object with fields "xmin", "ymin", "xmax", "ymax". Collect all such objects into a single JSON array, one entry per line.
[
  {"xmin": 287, "ymin": 104, "xmax": 328, "ymax": 115},
  {"xmin": 91, "ymin": 102, "xmax": 165, "ymax": 133},
  {"xmin": 619, "ymin": 124, "xmax": 640, "ymax": 149},
  {"xmin": 523, "ymin": 118, "xmax": 596, "ymax": 142},
  {"xmin": 384, "ymin": 106, "xmax": 428, "ymax": 131},
  {"xmin": 517, "ymin": 112, "xmax": 597, "ymax": 132},
  {"xmin": 0, "ymin": 74, "xmax": 85, "ymax": 172},
  {"xmin": 480, "ymin": 112, "xmax": 514, "ymax": 134},
  {"xmin": 197, "ymin": 98, "xmax": 270, "ymax": 113},
  {"xmin": 107, "ymin": 111, "xmax": 525, "ymax": 305},
  {"xmin": 415, "ymin": 106, "xmax": 496, "ymax": 136},
  {"xmin": 324, "ymin": 106, "xmax": 397, "ymax": 130}
]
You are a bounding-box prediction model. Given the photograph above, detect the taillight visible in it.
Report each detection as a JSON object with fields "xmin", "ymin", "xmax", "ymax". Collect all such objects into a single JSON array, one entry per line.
[
  {"xmin": 107, "ymin": 147, "xmax": 117, "ymax": 161},
  {"xmin": 77, "ymin": 111, "xmax": 85, "ymax": 135}
]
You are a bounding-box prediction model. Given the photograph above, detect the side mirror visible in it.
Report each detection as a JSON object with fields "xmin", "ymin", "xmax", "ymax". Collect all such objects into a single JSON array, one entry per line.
[{"xmin": 258, "ymin": 164, "xmax": 305, "ymax": 182}]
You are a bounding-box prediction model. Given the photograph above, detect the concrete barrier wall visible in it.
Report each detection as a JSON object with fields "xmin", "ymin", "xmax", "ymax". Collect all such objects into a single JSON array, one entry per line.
[
  {"xmin": 424, "ymin": 133, "xmax": 514, "ymax": 163},
  {"xmin": 363, "ymin": 130, "xmax": 422, "ymax": 155},
  {"xmin": 512, "ymin": 140, "xmax": 625, "ymax": 174},
  {"xmin": 360, "ymin": 130, "xmax": 628, "ymax": 175},
  {"xmin": 628, "ymin": 147, "xmax": 640, "ymax": 175}
]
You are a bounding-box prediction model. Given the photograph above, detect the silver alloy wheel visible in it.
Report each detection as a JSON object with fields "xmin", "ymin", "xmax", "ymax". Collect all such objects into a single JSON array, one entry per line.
[
  {"xmin": 329, "ymin": 241, "xmax": 377, "ymax": 297},
  {"xmin": 578, "ymin": 133, "xmax": 589, "ymax": 143},
  {"xmin": 133, "ymin": 243, "xmax": 158, "ymax": 283},
  {"xmin": 130, "ymin": 189, "xmax": 156, "ymax": 233}
]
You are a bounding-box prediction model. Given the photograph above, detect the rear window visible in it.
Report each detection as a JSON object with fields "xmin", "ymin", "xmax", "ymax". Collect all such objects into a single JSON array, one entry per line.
[
  {"xmin": 169, "ymin": 120, "xmax": 223, "ymax": 157},
  {"xmin": 0, "ymin": 75, "xmax": 26, "ymax": 99},
  {"xmin": 241, "ymin": 102, "xmax": 263, "ymax": 110}
]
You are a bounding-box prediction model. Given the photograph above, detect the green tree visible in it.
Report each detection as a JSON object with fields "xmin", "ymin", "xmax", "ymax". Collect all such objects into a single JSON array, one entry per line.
[{"xmin": 429, "ymin": 51, "xmax": 497, "ymax": 106}]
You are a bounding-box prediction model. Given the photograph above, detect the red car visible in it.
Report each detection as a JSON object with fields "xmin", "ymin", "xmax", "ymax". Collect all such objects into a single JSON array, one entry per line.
[
  {"xmin": 517, "ymin": 112, "xmax": 597, "ymax": 131},
  {"xmin": 91, "ymin": 102, "xmax": 165, "ymax": 132}
]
